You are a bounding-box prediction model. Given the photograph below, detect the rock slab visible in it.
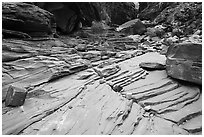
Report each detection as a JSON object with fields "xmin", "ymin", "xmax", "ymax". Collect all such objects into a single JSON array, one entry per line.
[
  {"xmin": 139, "ymin": 62, "xmax": 166, "ymax": 71},
  {"xmin": 166, "ymin": 42, "xmax": 202, "ymax": 85}
]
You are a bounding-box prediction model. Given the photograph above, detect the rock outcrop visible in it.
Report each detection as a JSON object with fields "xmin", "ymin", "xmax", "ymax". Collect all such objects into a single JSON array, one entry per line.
[
  {"xmin": 166, "ymin": 42, "xmax": 202, "ymax": 85},
  {"xmin": 2, "ymin": 2, "xmax": 202, "ymax": 135},
  {"xmin": 138, "ymin": 2, "xmax": 174, "ymax": 21},
  {"xmin": 2, "ymin": 2, "xmax": 56, "ymax": 38},
  {"xmin": 138, "ymin": 2, "xmax": 202, "ymax": 36},
  {"xmin": 35, "ymin": 2, "xmax": 138, "ymax": 34}
]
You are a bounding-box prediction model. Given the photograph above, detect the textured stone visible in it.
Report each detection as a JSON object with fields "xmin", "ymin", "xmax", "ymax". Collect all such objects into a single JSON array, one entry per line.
[
  {"xmin": 117, "ymin": 19, "xmax": 146, "ymax": 35},
  {"xmin": 138, "ymin": 2, "xmax": 174, "ymax": 21},
  {"xmin": 139, "ymin": 62, "xmax": 166, "ymax": 71},
  {"xmin": 36, "ymin": 2, "xmax": 138, "ymax": 33},
  {"xmin": 5, "ymin": 85, "xmax": 27, "ymax": 107},
  {"xmin": 166, "ymin": 42, "xmax": 202, "ymax": 85},
  {"xmin": 2, "ymin": 2, "xmax": 56, "ymax": 37}
]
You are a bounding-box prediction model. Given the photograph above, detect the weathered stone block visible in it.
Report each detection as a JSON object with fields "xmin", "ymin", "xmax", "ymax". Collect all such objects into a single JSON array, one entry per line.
[
  {"xmin": 5, "ymin": 85, "xmax": 27, "ymax": 107},
  {"xmin": 117, "ymin": 19, "xmax": 146, "ymax": 35},
  {"xmin": 166, "ymin": 42, "xmax": 202, "ymax": 85}
]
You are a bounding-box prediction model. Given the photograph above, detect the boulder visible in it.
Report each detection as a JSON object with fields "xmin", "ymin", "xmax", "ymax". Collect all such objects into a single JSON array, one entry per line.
[
  {"xmin": 117, "ymin": 19, "xmax": 146, "ymax": 35},
  {"xmin": 166, "ymin": 42, "xmax": 202, "ymax": 85},
  {"xmin": 2, "ymin": 2, "xmax": 56, "ymax": 37},
  {"xmin": 145, "ymin": 25, "xmax": 165, "ymax": 38},
  {"xmin": 5, "ymin": 85, "xmax": 27, "ymax": 107}
]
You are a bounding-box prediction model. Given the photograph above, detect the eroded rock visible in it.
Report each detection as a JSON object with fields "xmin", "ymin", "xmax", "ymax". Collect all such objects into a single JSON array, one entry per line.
[
  {"xmin": 2, "ymin": 2, "xmax": 56, "ymax": 37},
  {"xmin": 166, "ymin": 42, "xmax": 202, "ymax": 85},
  {"xmin": 117, "ymin": 19, "xmax": 147, "ymax": 35},
  {"xmin": 139, "ymin": 62, "xmax": 166, "ymax": 71},
  {"xmin": 5, "ymin": 85, "xmax": 27, "ymax": 107}
]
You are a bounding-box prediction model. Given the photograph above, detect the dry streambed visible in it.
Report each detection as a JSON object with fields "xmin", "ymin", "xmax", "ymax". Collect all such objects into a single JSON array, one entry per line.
[{"xmin": 2, "ymin": 31, "xmax": 202, "ymax": 135}]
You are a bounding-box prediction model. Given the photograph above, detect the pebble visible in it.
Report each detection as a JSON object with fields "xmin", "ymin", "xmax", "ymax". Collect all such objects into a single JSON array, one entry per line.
[
  {"xmin": 150, "ymin": 113, "xmax": 154, "ymax": 117},
  {"xmin": 126, "ymin": 93, "xmax": 132, "ymax": 100},
  {"xmin": 144, "ymin": 105, "xmax": 151, "ymax": 111},
  {"xmin": 99, "ymin": 79, "xmax": 106, "ymax": 84},
  {"xmin": 113, "ymin": 85, "xmax": 123, "ymax": 92},
  {"xmin": 20, "ymin": 106, "xmax": 24, "ymax": 112}
]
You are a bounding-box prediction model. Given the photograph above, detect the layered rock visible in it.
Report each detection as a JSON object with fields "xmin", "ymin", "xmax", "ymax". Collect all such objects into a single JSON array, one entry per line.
[
  {"xmin": 2, "ymin": 2, "xmax": 56, "ymax": 37},
  {"xmin": 166, "ymin": 42, "xmax": 202, "ymax": 85}
]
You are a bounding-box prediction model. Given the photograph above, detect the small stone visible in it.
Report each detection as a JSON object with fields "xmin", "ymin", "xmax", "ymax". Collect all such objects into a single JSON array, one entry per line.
[
  {"xmin": 150, "ymin": 113, "xmax": 154, "ymax": 117},
  {"xmin": 5, "ymin": 85, "xmax": 27, "ymax": 107},
  {"xmin": 99, "ymin": 79, "xmax": 106, "ymax": 84},
  {"xmin": 101, "ymin": 56, "xmax": 109, "ymax": 60},
  {"xmin": 68, "ymin": 106, "xmax": 73, "ymax": 109},
  {"xmin": 142, "ymin": 112, "xmax": 149, "ymax": 117},
  {"xmin": 112, "ymin": 85, "xmax": 123, "ymax": 92},
  {"xmin": 75, "ymin": 44, "xmax": 87, "ymax": 52},
  {"xmin": 20, "ymin": 106, "xmax": 24, "ymax": 112},
  {"xmin": 144, "ymin": 105, "xmax": 151, "ymax": 111},
  {"xmin": 141, "ymin": 75, "xmax": 146, "ymax": 79},
  {"xmin": 126, "ymin": 93, "xmax": 132, "ymax": 100},
  {"xmin": 106, "ymin": 81, "xmax": 114, "ymax": 87}
]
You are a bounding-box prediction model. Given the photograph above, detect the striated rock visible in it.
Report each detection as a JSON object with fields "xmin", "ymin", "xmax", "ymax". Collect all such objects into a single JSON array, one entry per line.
[
  {"xmin": 117, "ymin": 19, "xmax": 146, "ymax": 35},
  {"xmin": 2, "ymin": 29, "xmax": 31, "ymax": 39},
  {"xmin": 5, "ymin": 85, "xmax": 27, "ymax": 107},
  {"xmin": 166, "ymin": 42, "xmax": 202, "ymax": 85},
  {"xmin": 2, "ymin": 2, "xmax": 56, "ymax": 38}
]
